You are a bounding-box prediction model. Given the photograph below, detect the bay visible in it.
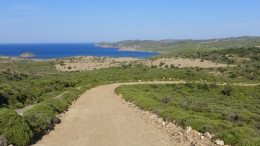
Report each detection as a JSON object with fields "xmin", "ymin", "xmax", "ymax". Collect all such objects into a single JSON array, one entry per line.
[{"xmin": 0, "ymin": 43, "xmax": 158, "ymax": 59}]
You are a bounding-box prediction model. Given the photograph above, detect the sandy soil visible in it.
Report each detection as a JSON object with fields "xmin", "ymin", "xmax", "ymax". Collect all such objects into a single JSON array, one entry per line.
[
  {"xmin": 55, "ymin": 56, "xmax": 230, "ymax": 72},
  {"xmin": 33, "ymin": 81, "xmax": 216, "ymax": 146}
]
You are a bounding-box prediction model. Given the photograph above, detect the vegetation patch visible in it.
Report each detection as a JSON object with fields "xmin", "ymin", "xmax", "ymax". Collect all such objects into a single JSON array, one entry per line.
[
  {"xmin": 115, "ymin": 83, "xmax": 260, "ymax": 145},
  {"xmin": 0, "ymin": 108, "xmax": 33, "ymax": 146}
]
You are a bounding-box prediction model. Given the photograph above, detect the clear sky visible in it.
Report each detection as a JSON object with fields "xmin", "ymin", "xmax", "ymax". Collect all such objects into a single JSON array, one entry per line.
[{"xmin": 0, "ymin": 0, "xmax": 260, "ymax": 43}]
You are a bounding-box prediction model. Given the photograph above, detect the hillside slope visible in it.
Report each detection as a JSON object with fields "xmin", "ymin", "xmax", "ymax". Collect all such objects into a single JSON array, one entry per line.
[{"xmin": 97, "ymin": 36, "xmax": 260, "ymax": 53}]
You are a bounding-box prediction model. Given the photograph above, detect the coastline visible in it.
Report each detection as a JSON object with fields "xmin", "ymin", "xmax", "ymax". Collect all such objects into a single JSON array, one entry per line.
[
  {"xmin": 0, "ymin": 43, "xmax": 158, "ymax": 59},
  {"xmin": 95, "ymin": 43, "xmax": 161, "ymax": 54}
]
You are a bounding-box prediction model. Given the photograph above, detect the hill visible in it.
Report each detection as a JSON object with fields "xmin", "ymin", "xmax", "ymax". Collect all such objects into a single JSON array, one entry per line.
[{"xmin": 96, "ymin": 36, "xmax": 260, "ymax": 54}]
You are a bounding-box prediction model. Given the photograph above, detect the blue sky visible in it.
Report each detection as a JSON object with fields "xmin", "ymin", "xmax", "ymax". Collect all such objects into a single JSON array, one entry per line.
[{"xmin": 0, "ymin": 0, "xmax": 260, "ymax": 43}]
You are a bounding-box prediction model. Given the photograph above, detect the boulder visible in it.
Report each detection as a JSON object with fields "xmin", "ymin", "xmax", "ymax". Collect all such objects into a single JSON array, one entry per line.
[
  {"xmin": 204, "ymin": 132, "xmax": 212, "ymax": 139},
  {"xmin": 215, "ymin": 140, "xmax": 224, "ymax": 145}
]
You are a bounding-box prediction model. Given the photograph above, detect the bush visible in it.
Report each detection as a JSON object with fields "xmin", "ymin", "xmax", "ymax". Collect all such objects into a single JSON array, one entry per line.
[
  {"xmin": 115, "ymin": 83, "xmax": 260, "ymax": 145},
  {"xmin": 0, "ymin": 108, "xmax": 33, "ymax": 146},
  {"xmin": 24, "ymin": 103, "xmax": 56, "ymax": 137},
  {"xmin": 216, "ymin": 127, "xmax": 258, "ymax": 145},
  {"xmin": 23, "ymin": 89, "xmax": 81, "ymax": 137},
  {"xmin": 221, "ymin": 84, "xmax": 233, "ymax": 96}
]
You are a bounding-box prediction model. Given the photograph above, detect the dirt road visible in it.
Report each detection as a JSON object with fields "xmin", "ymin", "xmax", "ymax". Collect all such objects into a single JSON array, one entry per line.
[{"xmin": 33, "ymin": 82, "xmax": 218, "ymax": 146}]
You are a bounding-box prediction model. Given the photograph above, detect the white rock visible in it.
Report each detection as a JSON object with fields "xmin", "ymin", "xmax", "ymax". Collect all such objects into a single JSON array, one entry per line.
[
  {"xmin": 186, "ymin": 126, "xmax": 192, "ymax": 133},
  {"xmin": 162, "ymin": 121, "xmax": 166, "ymax": 127},
  {"xmin": 215, "ymin": 140, "xmax": 224, "ymax": 145},
  {"xmin": 200, "ymin": 136, "xmax": 204, "ymax": 140},
  {"xmin": 204, "ymin": 132, "xmax": 211, "ymax": 139}
]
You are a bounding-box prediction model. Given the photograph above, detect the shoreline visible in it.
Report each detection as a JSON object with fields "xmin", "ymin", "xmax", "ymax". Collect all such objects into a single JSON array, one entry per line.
[{"xmin": 95, "ymin": 43, "xmax": 161, "ymax": 53}]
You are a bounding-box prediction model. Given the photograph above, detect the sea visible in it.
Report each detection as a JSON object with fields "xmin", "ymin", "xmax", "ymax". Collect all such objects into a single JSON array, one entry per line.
[{"xmin": 0, "ymin": 43, "xmax": 158, "ymax": 59}]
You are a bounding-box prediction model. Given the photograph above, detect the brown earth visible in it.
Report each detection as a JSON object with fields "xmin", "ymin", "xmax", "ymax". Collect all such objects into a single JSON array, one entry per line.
[
  {"xmin": 33, "ymin": 81, "xmax": 217, "ymax": 146},
  {"xmin": 56, "ymin": 56, "xmax": 230, "ymax": 72}
]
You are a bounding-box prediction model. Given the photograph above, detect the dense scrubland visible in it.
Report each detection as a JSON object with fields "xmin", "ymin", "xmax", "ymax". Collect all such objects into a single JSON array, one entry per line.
[
  {"xmin": 115, "ymin": 83, "xmax": 260, "ymax": 145},
  {"xmin": 0, "ymin": 42, "xmax": 259, "ymax": 146}
]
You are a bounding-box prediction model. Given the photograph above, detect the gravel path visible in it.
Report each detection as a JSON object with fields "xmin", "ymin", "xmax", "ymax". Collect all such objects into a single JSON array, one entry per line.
[{"xmin": 32, "ymin": 81, "xmax": 218, "ymax": 146}]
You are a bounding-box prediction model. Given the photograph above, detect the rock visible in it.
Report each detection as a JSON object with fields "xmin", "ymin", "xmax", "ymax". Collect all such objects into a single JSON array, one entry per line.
[
  {"xmin": 149, "ymin": 114, "xmax": 157, "ymax": 120},
  {"xmin": 200, "ymin": 136, "xmax": 204, "ymax": 140},
  {"xmin": 157, "ymin": 118, "xmax": 163, "ymax": 124},
  {"xmin": 177, "ymin": 132, "xmax": 183, "ymax": 135},
  {"xmin": 162, "ymin": 121, "xmax": 166, "ymax": 127},
  {"xmin": 0, "ymin": 136, "xmax": 5, "ymax": 146},
  {"xmin": 166, "ymin": 122, "xmax": 177, "ymax": 130},
  {"xmin": 191, "ymin": 141, "xmax": 197, "ymax": 146},
  {"xmin": 186, "ymin": 126, "xmax": 192, "ymax": 133},
  {"xmin": 215, "ymin": 140, "xmax": 224, "ymax": 145},
  {"xmin": 204, "ymin": 132, "xmax": 212, "ymax": 139}
]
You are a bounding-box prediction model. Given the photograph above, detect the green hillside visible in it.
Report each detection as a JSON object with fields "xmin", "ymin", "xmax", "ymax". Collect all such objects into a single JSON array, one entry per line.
[{"xmin": 97, "ymin": 36, "xmax": 260, "ymax": 53}]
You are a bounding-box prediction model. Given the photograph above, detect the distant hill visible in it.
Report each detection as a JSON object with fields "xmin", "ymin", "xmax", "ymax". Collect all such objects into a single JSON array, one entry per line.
[{"xmin": 96, "ymin": 36, "xmax": 260, "ymax": 54}]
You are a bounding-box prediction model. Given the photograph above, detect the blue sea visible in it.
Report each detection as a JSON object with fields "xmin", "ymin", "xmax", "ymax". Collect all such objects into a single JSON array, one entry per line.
[{"xmin": 0, "ymin": 43, "xmax": 158, "ymax": 59}]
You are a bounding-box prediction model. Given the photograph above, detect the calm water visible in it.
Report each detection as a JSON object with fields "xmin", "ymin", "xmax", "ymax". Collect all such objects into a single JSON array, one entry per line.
[{"xmin": 0, "ymin": 43, "xmax": 158, "ymax": 59}]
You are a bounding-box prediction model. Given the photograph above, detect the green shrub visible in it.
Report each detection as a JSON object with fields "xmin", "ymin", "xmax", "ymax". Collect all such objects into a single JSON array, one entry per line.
[
  {"xmin": 216, "ymin": 127, "xmax": 258, "ymax": 145},
  {"xmin": 0, "ymin": 108, "xmax": 33, "ymax": 146},
  {"xmin": 23, "ymin": 103, "xmax": 56, "ymax": 137},
  {"xmin": 115, "ymin": 83, "xmax": 260, "ymax": 145},
  {"xmin": 23, "ymin": 89, "xmax": 82, "ymax": 138}
]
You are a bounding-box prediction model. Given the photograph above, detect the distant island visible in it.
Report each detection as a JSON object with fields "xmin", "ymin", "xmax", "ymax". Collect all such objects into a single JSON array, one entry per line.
[{"xmin": 20, "ymin": 52, "xmax": 35, "ymax": 57}]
